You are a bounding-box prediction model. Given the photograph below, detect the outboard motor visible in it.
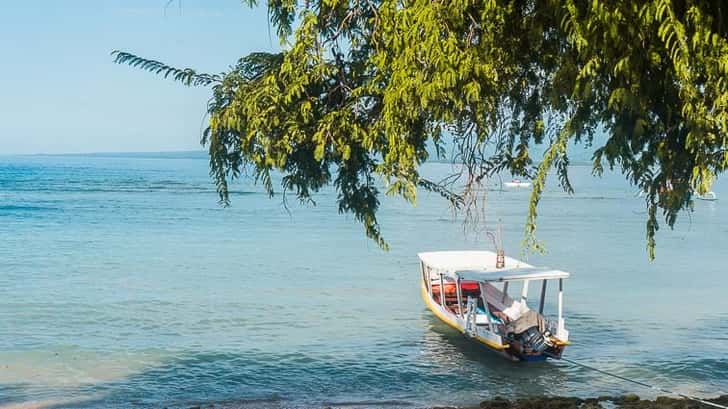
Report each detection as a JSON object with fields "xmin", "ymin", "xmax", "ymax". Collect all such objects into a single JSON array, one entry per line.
[
  {"xmin": 505, "ymin": 310, "xmax": 552, "ymax": 354},
  {"xmin": 518, "ymin": 326, "xmax": 549, "ymax": 353}
]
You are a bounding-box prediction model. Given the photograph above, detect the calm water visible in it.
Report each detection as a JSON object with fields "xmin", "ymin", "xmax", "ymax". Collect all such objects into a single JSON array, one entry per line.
[{"xmin": 1, "ymin": 153, "xmax": 727, "ymax": 408}]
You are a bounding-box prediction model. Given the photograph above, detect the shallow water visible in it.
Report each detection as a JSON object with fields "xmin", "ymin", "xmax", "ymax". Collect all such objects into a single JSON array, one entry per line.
[{"xmin": 1, "ymin": 153, "xmax": 726, "ymax": 408}]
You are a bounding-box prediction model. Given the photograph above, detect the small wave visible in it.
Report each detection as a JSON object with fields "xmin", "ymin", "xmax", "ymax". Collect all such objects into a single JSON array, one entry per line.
[
  {"xmin": 2, "ymin": 186, "xmax": 260, "ymax": 195},
  {"xmin": 0, "ymin": 205, "xmax": 57, "ymax": 212},
  {"xmin": 575, "ymin": 196, "xmax": 624, "ymax": 200},
  {"xmin": 163, "ymin": 396, "xmax": 284, "ymax": 409},
  {"xmin": 321, "ymin": 399, "xmax": 415, "ymax": 407},
  {"xmin": 643, "ymin": 357, "xmax": 728, "ymax": 382}
]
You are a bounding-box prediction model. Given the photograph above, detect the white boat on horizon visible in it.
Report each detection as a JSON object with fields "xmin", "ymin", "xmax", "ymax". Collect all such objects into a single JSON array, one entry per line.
[
  {"xmin": 695, "ymin": 191, "xmax": 717, "ymax": 201},
  {"xmin": 636, "ymin": 186, "xmax": 718, "ymax": 202},
  {"xmin": 503, "ymin": 179, "xmax": 531, "ymax": 188},
  {"xmin": 418, "ymin": 250, "xmax": 570, "ymax": 362}
]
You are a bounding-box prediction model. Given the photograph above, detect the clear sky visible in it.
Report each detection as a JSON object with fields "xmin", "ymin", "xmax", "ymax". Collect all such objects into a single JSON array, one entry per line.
[{"xmin": 0, "ymin": 0, "xmax": 276, "ymax": 154}]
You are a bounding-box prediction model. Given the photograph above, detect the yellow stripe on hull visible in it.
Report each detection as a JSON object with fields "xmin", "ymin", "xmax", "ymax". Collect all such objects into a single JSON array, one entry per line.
[{"xmin": 420, "ymin": 283, "xmax": 509, "ymax": 351}]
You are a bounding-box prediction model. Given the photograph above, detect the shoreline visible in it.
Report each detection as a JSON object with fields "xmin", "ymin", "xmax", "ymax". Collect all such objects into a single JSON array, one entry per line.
[
  {"xmin": 441, "ymin": 395, "xmax": 728, "ymax": 409},
  {"xmin": 165, "ymin": 395, "xmax": 728, "ymax": 409},
  {"xmin": 2, "ymin": 394, "xmax": 728, "ymax": 409}
]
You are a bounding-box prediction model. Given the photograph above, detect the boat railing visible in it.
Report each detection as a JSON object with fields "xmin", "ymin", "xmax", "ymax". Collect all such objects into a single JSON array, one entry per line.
[
  {"xmin": 465, "ymin": 295, "xmax": 502, "ymax": 335},
  {"xmin": 464, "ymin": 297, "xmax": 477, "ymax": 336}
]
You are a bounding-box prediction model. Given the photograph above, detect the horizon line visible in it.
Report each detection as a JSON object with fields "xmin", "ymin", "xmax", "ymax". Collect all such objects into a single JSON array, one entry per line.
[{"xmin": 1, "ymin": 149, "xmax": 208, "ymax": 157}]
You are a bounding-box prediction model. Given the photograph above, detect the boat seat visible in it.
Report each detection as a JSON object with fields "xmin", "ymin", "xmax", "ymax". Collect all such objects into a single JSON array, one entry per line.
[
  {"xmin": 481, "ymin": 282, "xmax": 527, "ymax": 320},
  {"xmin": 475, "ymin": 307, "xmax": 504, "ymax": 325}
]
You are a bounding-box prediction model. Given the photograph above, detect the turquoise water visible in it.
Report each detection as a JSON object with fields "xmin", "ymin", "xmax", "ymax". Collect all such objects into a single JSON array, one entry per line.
[{"xmin": 1, "ymin": 153, "xmax": 727, "ymax": 408}]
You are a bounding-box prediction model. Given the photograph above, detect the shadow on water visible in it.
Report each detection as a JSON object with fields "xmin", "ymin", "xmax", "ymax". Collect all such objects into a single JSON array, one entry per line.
[
  {"xmin": 0, "ymin": 384, "xmax": 33, "ymax": 406},
  {"xmin": 420, "ymin": 311, "xmax": 728, "ymax": 400},
  {"xmin": 31, "ymin": 347, "xmax": 468, "ymax": 409},
  {"xmin": 0, "ymin": 384, "xmax": 99, "ymax": 409},
  {"xmin": 5, "ymin": 314, "xmax": 575, "ymax": 409},
  {"xmin": 2, "ymin": 313, "xmax": 726, "ymax": 409},
  {"xmin": 635, "ymin": 313, "xmax": 728, "ymax": 393},
  {"xmin": 421, "ymin": 314, "xmax": 571, "ymax": 397}
]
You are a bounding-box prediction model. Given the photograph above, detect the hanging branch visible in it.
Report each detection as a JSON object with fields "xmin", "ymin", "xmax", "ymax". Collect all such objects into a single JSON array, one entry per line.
[{"xmin": 111, "ymin": 51, "xmax": 221, "ymax": 86}]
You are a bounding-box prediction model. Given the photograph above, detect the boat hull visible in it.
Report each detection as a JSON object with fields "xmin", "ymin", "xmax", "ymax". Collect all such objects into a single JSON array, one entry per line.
[{"xmin": 421, "ymin": 282, "xmax": 564, "ymax": 362}]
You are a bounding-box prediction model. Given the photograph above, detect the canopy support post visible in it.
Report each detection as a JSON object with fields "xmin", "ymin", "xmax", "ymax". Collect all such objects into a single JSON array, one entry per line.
[
  {"xmin": 521, "ymin": 279, "xmax": 529, "ymax": 305},
  {"xmin": 557, "ymin": 278, "xmax": 564, "ymax": 334},
  {"xmin": 439, "ymin": 273, "xmax": 445, "ymax": 306},
  {"xmin": 539, "ymin": 279, "xmax": 547, "ymax": 314},
  {"xmin": 479, "ymin": 283, "xmax": 494, "ymax": 332},
  {"xmin": 502, "ymin": 282, "xmax": 509, "ymax": 304},
  {"xmin": 456, "ymin": 276, "xmax": 464, "ymax": 318}
]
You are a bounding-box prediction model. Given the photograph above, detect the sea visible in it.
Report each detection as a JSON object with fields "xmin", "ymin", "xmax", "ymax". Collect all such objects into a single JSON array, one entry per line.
[{"xmin": 1, "ymin": 152, "xmax": 727, "ymax": 408}]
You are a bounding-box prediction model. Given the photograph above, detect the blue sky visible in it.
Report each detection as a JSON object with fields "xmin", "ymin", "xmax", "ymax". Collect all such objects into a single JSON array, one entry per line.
[{"xmin": 0, "ymin": 0, "xmax": 275, "ymax": 154}]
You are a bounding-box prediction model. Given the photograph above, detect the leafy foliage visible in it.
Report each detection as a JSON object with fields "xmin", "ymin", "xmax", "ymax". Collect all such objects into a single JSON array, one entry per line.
[
  {"xmin": 111, "ymin": 51, "xmax": 221, "ymax": 86},
  {"xmin": 114, "ymin": 0, "xmax": 728, "ymax": 258}
]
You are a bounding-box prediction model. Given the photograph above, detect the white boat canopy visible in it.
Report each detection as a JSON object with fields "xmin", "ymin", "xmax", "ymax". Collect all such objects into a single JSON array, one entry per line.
[
  {"xmin": 456, "ymin": 267, "xmax": 569, "ymax": 282},
  {"xmin": 418, "ymin": 251, "xmax": 569, "ymax": 282}
]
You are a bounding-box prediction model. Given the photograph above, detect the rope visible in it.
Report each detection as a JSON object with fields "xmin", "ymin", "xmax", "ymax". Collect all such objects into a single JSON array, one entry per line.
[{"xmin": 559, "ymin": 357, "xmax": 728, "ymax": 409}]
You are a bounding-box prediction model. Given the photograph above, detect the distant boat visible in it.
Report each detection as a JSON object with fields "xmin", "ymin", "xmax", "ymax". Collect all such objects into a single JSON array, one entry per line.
[
  {"xmin": 418, "ymin": 250, "xmax": 570, "ymax": 362},
  {"xmin": 636, "ymin": 189, "xmax": 718, "ymax": 202},
  {"xmin": 695, "ymin": 191, "xmax": 717, "ymax": 201},
  {"xmin": 503, "ymin": 179, "xmax": 531, "ymax": 188}
]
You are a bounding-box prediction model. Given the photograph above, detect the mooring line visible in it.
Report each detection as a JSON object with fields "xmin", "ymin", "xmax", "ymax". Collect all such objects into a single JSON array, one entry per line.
[{"xmin": 560, "ymin": 357, "xmax": 728, "ymax": 409}]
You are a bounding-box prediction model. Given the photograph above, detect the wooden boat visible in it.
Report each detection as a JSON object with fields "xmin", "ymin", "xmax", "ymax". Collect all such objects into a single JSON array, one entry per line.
[
  {"xmin": 418, "ymin": 251, "xmax": 570, "ymax": 362},
  {"xmin": 503, "ymin": 179, "xmax": 531, "ymax": 188},
  {"xmin": 695, "ymin": 191, "xmax": 717, "ymax": 201}
]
